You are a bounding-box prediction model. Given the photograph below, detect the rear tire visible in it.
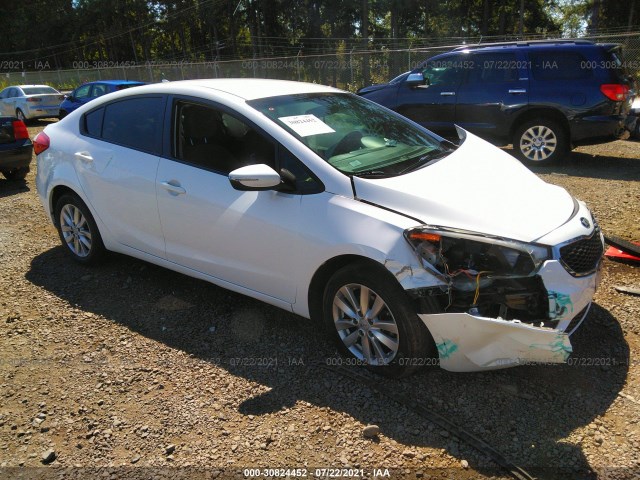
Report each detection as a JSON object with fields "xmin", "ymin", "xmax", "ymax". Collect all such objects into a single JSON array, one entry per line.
[
  {"xmin": 513, "ymin": 119, "xmax": 568, "ymax": 166},
  {"xmin": 2, "ymin": 167, "xmax": 29, "ymax": 180},
  {"xmin": 54, "ymin": 193, "xmax": 105, "ymax": 264},
  {"xmin": 322, "ymin": 262, "xmax": 438, "ymax": 378}
]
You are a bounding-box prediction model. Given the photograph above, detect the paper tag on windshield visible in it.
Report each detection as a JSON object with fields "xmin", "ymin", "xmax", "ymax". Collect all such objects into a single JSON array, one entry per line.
[{"xmin": 278, "ymin": 115, "xmax": 335, "ymax": 137}]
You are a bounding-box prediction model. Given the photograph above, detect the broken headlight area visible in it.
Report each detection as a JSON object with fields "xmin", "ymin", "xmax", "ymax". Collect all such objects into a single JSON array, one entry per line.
[{"xmin": 404, "ymin": 227, "xmax": 552, "ymax": 323}]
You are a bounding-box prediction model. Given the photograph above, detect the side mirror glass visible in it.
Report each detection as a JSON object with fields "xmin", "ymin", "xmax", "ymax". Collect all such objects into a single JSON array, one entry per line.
[
  {"xmin": 406, "ymin": 72, "xmax": 426, "ymax": 87},
  {"xmin": 229, "ymin": 164, "xmax": 281, "ymax": 191}
]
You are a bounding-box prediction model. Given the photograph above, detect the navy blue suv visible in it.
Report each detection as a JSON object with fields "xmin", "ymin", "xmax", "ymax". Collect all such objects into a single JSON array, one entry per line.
[{"xmin": 358, "ymin": 40, "xmax": 635, "ymax": 165}]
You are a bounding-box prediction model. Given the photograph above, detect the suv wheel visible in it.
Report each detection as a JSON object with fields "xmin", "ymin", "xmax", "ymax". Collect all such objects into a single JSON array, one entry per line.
[{"xmin": 513, "ymin": 119, "xmax": 568, "ymax": 165}]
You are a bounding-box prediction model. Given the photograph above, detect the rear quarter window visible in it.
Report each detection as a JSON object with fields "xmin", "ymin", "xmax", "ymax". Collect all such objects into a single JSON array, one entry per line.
[
  {"xmin": 530, "ymin": 51, "xmax": 592, "ymax": 81},
  {"xmin": 84, "ymin": 108, "xmax": 104, "ymax": 137}
]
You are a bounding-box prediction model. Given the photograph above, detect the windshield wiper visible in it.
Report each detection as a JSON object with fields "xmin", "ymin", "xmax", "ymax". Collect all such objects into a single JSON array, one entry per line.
[
  {"xmin": 355, "ymin": 170, "xmax": 391, "ymax": 178},
  {"xmin": 396, "ymin": 150, "xmax": 450, "ymax": 175}
]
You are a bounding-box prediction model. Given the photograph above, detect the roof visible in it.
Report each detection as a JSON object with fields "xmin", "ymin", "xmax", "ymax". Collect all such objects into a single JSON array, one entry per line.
[
  {"xmin": 452, "ymin": 39, "xmax": 618, "ymax": 53},
  {"xmin": 82, "ymin": 80, "xmax": 146, "ymax": 86},
  {"xmin": 152, "ymin": 78, "xmax": 342, "ymax": 101}
]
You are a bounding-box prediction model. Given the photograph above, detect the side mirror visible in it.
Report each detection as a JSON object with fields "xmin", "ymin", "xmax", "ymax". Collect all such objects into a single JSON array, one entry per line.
[
  {"xmin": 406, "ymin": 72, "xmax": 426, "ymax": 87},
  {"xmin": 229, "ymin": 164, "xmax": 281, "ymax": 191}
]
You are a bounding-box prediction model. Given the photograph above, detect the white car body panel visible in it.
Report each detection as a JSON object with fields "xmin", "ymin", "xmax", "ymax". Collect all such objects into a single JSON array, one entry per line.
[
  {"xmin": 419, "ymin": 312, "xmax": 572, "ymax": 372},
  {"xmin": 156, "ymin": 158, "xmax": 303, "ymax": 303},
  {"xmin": 353, "ymin": 132, "xmax": 574, "ymax": 243},
  {"xmin": 73, "ymin": 138, "xmax": 165, "ymax": 258},
  {"xmin": 35, "ymin": 79, "xmax": 605, "ymax": 373}
]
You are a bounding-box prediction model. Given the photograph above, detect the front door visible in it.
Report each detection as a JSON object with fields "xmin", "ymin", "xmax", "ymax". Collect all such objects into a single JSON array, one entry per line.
[
  {"xmin": 395, "ymin": 54, "xmax": 467, "ymax": 136},
  {"xmin": 156, "ymin": 99, "xmax": 302, "ymax": 303}
]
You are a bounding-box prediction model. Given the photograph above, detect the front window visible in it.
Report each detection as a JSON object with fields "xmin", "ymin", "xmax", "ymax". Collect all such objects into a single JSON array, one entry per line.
[
  {"xmin": 74, "ymin": 84, "xmax": 91, "ymax": 99},
  {"xmin": 248, "ymin": 93, "xmax": 454, "ymax": 177}
]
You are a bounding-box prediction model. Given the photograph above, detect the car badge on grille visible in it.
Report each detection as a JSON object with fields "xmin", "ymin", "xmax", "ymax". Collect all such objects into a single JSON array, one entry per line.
[{"xmin": 580, "ymin": 217, "xmax": 591, "ymax": 229}]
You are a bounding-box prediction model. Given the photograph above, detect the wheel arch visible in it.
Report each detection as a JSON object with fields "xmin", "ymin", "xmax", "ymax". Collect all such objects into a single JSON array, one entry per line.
[
  {"xmin": 50, "ymin": 185, "xmax": 80, "ymax": 225},
  {"xmin": 510, "ymin": 107, "xmax": 570, "ymax": 142},
  {"xmin": 307, "ymin": 254, "xmax": 406, "ymax": 324}
]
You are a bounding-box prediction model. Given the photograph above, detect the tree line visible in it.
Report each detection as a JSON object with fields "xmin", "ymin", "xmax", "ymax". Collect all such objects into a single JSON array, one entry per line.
[{"xmin": 0, "ymin": 0, "xmax": 637, "ymax": 70}]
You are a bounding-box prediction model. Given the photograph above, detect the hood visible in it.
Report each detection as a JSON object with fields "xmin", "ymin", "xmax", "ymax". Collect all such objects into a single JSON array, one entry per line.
[
  {"xmin": 357, "ymin": 83, "xmax": 391, "ymax": 95},
  {"xmin": 352, "ymin": 131, "xmax": 575, "ymax": 243}
]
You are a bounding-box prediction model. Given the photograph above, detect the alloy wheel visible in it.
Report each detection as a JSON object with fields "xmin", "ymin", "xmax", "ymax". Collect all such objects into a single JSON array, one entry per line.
[
  {"xmin": 332, "ymin": 283, "xmax": 400, "ymax": 365},
  {"xmin": 519, "ymin": 125, "xmax": 557, "ymax": 162},
  {"xmin": 59, "ymin": 204, "xmax": 92, "ymax": 257}
]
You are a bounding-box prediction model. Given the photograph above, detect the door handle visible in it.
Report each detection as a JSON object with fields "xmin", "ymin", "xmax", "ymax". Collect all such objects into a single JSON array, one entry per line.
[
  {"xmin": 508, "ymin": 89, "xmax": 527, "ymax": 94},
  {"xmin": 440, "ymin": 92, "xmax": 456, "ymax": 96},
  {"xmin": 74, "ymin": 151, "xmax": 93, "ymax": 162},
  {"xmin": 160, "ymin": 181, "xmax": 186, "ymax": 195}
]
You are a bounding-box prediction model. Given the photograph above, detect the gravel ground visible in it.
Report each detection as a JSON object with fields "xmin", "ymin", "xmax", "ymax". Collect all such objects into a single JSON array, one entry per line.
[{"xmin": 1, "ymin": 121, "xmax": 639, "ymax": 480}]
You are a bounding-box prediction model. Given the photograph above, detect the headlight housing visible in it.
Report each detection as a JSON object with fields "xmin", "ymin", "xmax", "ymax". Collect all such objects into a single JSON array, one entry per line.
[{"xmin": 404, "ymin": 227, "xmax": 551, "ymax": 278}]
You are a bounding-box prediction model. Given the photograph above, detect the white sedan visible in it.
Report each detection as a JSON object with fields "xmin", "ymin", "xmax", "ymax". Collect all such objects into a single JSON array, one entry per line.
[
  {"xmin": 0, "ymin": 85, "xmax": 63, "ymax": 121},
  {"xmin": 34, "ymin": 79, "xmax": 604, "ymax": 376}
]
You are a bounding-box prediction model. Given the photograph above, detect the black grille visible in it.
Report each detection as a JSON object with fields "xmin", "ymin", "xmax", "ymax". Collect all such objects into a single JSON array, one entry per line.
[{"xmin": 559, "ymin": 227, "xmax": 604, "ymax": 276}]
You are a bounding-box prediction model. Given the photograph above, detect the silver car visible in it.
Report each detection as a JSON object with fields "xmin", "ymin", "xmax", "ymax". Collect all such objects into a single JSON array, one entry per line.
[{"xmin": 0, "ymin": 85, "xmax": 63, "ymax": 122}]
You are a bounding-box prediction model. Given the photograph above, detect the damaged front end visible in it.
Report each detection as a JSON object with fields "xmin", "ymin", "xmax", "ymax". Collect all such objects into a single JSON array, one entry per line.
[{"xmin": 400, "ymin": 223, "xmax": 603, "ymax": 372}]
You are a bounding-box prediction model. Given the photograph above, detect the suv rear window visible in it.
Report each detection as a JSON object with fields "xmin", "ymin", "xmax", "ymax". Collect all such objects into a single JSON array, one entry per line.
[
  {"xmin": 530, "ymin": 51, "xmax": 592, "ymax": 81},
  {"xmin": 469, "ymin": 53, "xmax": 519, "ymax": 83}
]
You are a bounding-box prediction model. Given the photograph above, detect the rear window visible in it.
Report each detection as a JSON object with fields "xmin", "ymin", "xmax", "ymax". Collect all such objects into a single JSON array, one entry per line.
[
  {"xmin": 83, "ymin": 96, "xmax": 164, "ymax": 154},
  {"xmin": 21, "ymin": 87, "xmax": 59, "ymax": 95},
  {"xmin": 468, "ymin": 52, "xmax": 519, "ymax": 83},
  {"xmin": 607, "ymin": 49, "xmax": 631, "ymax": 82},
  {"xmin": 530, "ymin": 51, "xmax": 592, "ymax": 81}
]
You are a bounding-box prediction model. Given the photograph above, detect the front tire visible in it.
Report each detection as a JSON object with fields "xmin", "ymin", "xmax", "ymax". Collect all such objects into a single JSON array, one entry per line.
[
  {"xmin": 54, "ymin": 193, "xmax": 105, "ymax": 264},
  {"xmin": 513, "ymin": 119, "xmax": 568, "ymax": 165},
  {"xmin": 322, "ymin": 262, "xmax": 437, "ymax": 378}
]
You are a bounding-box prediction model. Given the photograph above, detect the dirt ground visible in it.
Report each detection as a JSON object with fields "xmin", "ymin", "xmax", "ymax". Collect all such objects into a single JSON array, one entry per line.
[{"xmin": 1, "ymin": 121, "xmax": 639, "ymax": 480}]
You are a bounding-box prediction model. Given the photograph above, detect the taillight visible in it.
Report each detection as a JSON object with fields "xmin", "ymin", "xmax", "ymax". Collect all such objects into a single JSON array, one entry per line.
[
  {"xmin": 33, "ymin": 131, "xmax": 50, "ymax": 155},
  {"xmin": 12, "ymin": 120, "xmax": 29, "ymax": 140},
  {"xmin": 27, "ymin": 97, "xmax": 42, "ymax": 102},
  {"xmin": 58, "ymin": 95, "xmax": 65, "ymax": 101},
  {"xmin": 600, "ymin": 84, "xmax": 629, "ymax": 101}
]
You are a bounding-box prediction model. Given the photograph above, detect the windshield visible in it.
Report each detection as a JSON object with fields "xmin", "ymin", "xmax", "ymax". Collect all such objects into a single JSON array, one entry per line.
[
  {"xmin": 22, "ymin": 87, "xmax": 59, "ymax": 95},
  {"xmin": 248, "ymin": 93, "xmax": 454, "ymax": 177}
]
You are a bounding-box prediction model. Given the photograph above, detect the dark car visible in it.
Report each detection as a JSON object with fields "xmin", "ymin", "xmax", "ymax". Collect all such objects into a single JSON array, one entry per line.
[
  {"xmin": 358, "ymin": 40, "xmax": 635, "ymax": 164},
  {"xmin": 59, "ymin": 80, "xmax": 146, "ymax": 118},
  {"xmin": 0, "ymin": 116, "xmax": 33, "ymax": 180}
]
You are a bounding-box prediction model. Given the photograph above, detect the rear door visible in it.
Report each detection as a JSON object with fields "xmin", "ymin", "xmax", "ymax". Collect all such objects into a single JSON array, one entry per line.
[
  {"xmin": 527, "ymin": 49, "xmax": 593, "ymax": 119},
  {"xmin": 455, "ymin": 51, "xmax": 529, "ymax": 142},
  {"xmin": 74, "ymin": 95, "xmax": 167, "ymax": 258},
  {"xmin": 395, "ymin": 54, "xmax": 467, "ymax": 136}
]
